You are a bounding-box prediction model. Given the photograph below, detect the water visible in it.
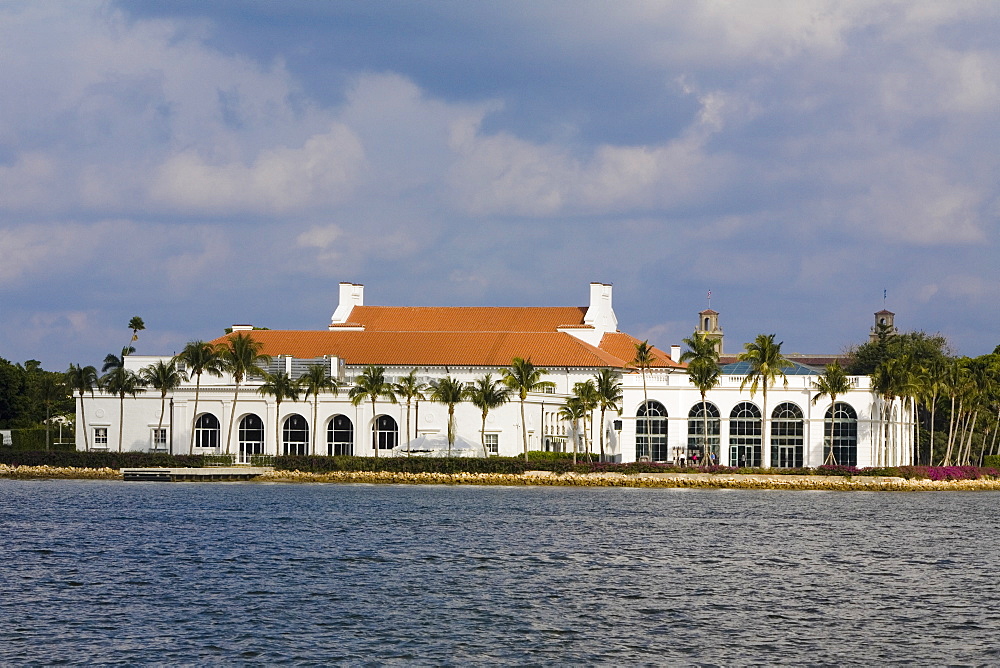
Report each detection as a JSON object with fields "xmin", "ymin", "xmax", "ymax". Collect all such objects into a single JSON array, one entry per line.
[{"xmin": 1, "ymin": 480, "xmax": 998, "ymax": 666}]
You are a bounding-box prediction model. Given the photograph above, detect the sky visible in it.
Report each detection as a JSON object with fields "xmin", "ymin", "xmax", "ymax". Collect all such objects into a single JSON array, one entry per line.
[{"xmin": 1, "ymin": 1, "xmax": 999, "ymax": 370}]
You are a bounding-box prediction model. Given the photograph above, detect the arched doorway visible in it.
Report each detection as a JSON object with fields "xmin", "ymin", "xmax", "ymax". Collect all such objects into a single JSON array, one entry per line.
[
  {"xmin": 194, "ymin": 413, "xmax": 220, "ymax": 450},
  {"xmin": 688, "ymin": 402, "xmax": 720, "ymax": 464},
  {"xmin": 373, "ymin": 414, "xmax": 398, "ymax": 451},
  {"xmin": 238, "ymin": 414, "xmax": 264, "ymax": 463},
  {"xmin": 327, "ymin": 414, "xmax": 354, "ymax": 456},
  {"xmin": 282, "ymin": 414, "xmax": 309, "ymax": 456},
  {"xmin": 825, "ymin": 403, "xmax": 858, "ymax": 467},
  {"xmin": 730, "ymin": 402, "xmax": 761, "ymax": 468},
  {"xmin": 770, "ymin": 402, "xmax": 803, "ymax": 468},
  {"xmin": 636, "ymin": 400, "xmax": 667, "ymax": 462}
]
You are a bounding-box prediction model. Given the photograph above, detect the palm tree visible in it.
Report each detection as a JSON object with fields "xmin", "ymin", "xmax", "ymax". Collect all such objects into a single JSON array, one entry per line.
[
  {"xmin": 66, "ymin": 364, "xmax": 98, "ymax": 451},
  {"xmin": 258, "ymin": 371, "xmax": 301, "ymax": 456},
  {"xmin": 464, "ymin": 373, "xmax": 512, "ymax": 457},
  {"xmin": 738, "ymin": 334, "xmax": 791, "ymax": 468},
  {"xmin": 38, "ymin": 374, "xmax": 67, "ymax": 451},
  {"xmin": 559, "ymin": 396, "xmax": 587, "ymax": 464},
  {"xmin": 301, "ymin": 364, "xmax": 341, "ymax": 456},
  {"xmin": 632, "ymin": 340, "xmax": 656, "ymax": 460},
  {"xmin": 502, "ymin": 357, "xmax": 555, "ymax": 461},
  {"xmin": 349, "ymin": 366, "xmax": 396, "ymax": 458},
  {"xmin": 430, "ymin": 376, "xmax": 466, "ymax": 456},
  {"xmin": 572, "ymin": 379, "xmax": 599, "ymax": 461},
  {"xmin": 681, "ymin": 332, "xmax": 721, "ymax": 464},
  {"xmin": 218, "ymin": 333, "xmax": 271, "ymax": 456},
  {"xmin": 873, "ymin": 355, "xmax": 919, "ymax": 466},
  {"xmin": 127, "ymin": 316, "xmax": 146, "ymax": 351},
  {"xmin": 811, "ymin": 362, "xmax": 854, "ymax": 465},
  {"xmin": 141, "ymin": 359, "xmax": 187, "ymax": 452},
  {"xmin": 393, "ymin": 370, "xmax": 429, "ymax": 455},
  {"xmin": 593, "ymin": 368, "xmax": 622, "ymax": 462},
  {"xmin": 175, "ymin": 340, "xmax": 224, "ymax": 455},
  {"xmin": 100, "ymin": 352, "xmax": 146, "ymax": 452}
]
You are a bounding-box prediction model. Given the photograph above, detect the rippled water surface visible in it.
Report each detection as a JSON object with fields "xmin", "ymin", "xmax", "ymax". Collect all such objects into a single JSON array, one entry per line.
[{"xmin": 2, "ymin": 480, "xmax": 999, "ymax": 665}]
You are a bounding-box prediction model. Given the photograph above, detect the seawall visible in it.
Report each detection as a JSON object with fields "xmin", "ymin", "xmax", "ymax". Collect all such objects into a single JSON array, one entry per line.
[{"xmin": 4, "ymin": 464, "xmax": 1000, "ymax": 491}]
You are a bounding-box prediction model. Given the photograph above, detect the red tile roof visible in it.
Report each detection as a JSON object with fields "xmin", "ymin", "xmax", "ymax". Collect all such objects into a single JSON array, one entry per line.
[
  {"xmin": 599, "ymin": 332, "xmax": 684, "ymax": 369},
  {"xmin": 212, "ymin": 330, "xmax": 638, "ymax": 368},
  {"xmin": 343, "ymin": 306, "xmax": 588, "ymax": 332}
]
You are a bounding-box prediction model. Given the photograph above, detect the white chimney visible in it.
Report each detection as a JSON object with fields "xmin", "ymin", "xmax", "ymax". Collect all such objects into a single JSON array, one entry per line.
[
  {"xmin": 330, "ymin": 282, "xmax": 364, "ymax": 326},
  {"xmin": 231, "ymin": 324, "xmax": 253, "ymax": 332},
  {"xmin": 671, "ymin": 345, "xmax": 681, "ymax": 362},
  {"xmin": 583, "ymin": 282, "xmax": 617, "ymax": 333}
]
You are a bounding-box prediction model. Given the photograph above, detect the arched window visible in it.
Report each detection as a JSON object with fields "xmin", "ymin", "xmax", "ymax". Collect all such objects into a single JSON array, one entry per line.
[
  {"xmin": 825, "ymin": 403, "xmax": 858, "ymax": 467},
  {"xmin": 282, "ymin": 414, "xmax": 309, "ymax": 456},
  {"xmin": 327, "ymin": 414, "xmax": 353, "ymax": 456},
  {"xmin": 637, "ymin": 400, "xmax": 667, "ymax": 462},
  {"xmin": 239, "ymin": 414, "xmax": 264, "ymax": 462},
  {"xmin": 373, "ymin": 414, "xmax": 398, "ymax": 450},
  {"xmin": 194, "ymin": 413, "xmax": 220, "ymax": 450},
  {"xmin": 771, "ymin": 403, "xmax": 803, "ymax": 468},
  {"xmin": 704, "ymin": 317, "xmax": 710, "ymax": 331},
  {"xmin": 688, "ymin": 402, "xmax": 720, "ymax": 463},
  {"xmin": 729, "ymin": 402, "xmax": 761, "ymax": 468}
]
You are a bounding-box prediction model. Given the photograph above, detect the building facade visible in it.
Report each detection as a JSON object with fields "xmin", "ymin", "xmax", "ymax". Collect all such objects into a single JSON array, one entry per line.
[{"xmin": 76, "ymin": 283, "xmax": 913, "ymax": 467}]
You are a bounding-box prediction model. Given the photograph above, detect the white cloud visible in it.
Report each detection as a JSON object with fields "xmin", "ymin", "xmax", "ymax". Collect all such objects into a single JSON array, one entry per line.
[{"xmin": 149, "ymin": 124, "xmax": 366, "ymax": 213}]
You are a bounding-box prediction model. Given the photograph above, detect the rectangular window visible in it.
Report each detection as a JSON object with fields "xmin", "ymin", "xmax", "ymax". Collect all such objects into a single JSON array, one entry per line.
[
  {"xmin": 151, "ymin": 428, "xmax": 167, "ymax": 451},
  {"xmin": 93, "ymin": 427, "xmax": 108, "ymax": 450},
  {"xmin": 485, "ymin": 433, "xmax": 499, "ymax": 456}
]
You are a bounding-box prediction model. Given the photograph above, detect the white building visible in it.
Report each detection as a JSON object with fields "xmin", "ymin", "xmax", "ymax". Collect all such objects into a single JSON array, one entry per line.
[{"xmin": 77, "ymin": 282, "xmax": 913, "ymax": 468}]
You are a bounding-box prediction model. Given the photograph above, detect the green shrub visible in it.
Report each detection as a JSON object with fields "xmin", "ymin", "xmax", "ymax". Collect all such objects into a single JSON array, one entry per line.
[
  {"xmin": 0, "ymin": 450, "xmax": 205, "ymax": 469},
  {"xmin": 984, "ymin": 455, "xmax": 1000, "ymax": 469},
  {"xmin": 10, "ymin": 429, "xmax": 47, "ymax": 451},
  {"xmin": 273, "ymin": 455, "xmax": 528, "ymax": 475}
]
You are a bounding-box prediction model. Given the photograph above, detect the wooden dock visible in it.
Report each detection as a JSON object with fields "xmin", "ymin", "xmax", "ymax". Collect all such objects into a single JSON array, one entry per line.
[{"xmin": 121, "ymin": 467, "xmax": 271, "ymax": 482}]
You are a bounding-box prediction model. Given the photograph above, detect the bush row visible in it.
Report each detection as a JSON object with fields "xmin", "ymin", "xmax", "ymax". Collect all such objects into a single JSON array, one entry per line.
[
  {"xmin": 274, "ymin": 455, "xmax": 530, "ymax": 474},
  {"xmin": 3, "ymin": 428, "xmax": 76, "ymax": 451},
  {"xmin": 4, "ymin": 450, "xmax": 999, "ymax": 481},
  {"xmin": 0, "ymin": 450, "xmax": 205, "ymax": 469}
]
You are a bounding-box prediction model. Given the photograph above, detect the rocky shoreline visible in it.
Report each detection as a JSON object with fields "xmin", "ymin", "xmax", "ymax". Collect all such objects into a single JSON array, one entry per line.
[{"xmin": 3, "ymin": 464, "xmax": 1000, "ymax": 491}]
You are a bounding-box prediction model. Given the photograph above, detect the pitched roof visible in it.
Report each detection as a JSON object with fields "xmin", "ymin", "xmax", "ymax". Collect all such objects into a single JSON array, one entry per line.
[
  {"xmin": 342, "ymin": 306, "xmax": 588, "ymax": 332},
  {"xmin": 598, "ymin": 332, "xmax": 684, "ymax": 369},
  {"xmin": 212, "ymin": 330, "xmax": 635, "ymax": 368}
]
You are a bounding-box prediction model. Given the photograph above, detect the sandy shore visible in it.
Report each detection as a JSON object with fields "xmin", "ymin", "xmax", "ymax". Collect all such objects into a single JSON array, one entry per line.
[{"xmin": 4, "ymin": 464, "xmax": 997, "ymax": 491}]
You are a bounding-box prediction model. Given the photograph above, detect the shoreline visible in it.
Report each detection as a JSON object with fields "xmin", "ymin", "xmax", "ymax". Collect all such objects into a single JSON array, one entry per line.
[{"xmin": 3, "ymin": 464, "xmax": 1000, "ymax": 491}]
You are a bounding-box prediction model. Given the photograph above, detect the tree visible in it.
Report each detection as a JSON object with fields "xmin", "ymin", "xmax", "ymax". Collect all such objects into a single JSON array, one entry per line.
[
  {"xmin": 393, "ymin": 370, "xmax": 429, "ymax": 455},
  {"xmin": 38, "ymin": 374, "xmax": 68, "ymax": 451},
  {"xmin": 430, "ymin": 376, "xmax": 465, "ymax": 456},
  {"xmin": 811, "ymin": 362, "xmax": 854, "ymax": 465},
  {"xmin": 738, "ymin": 334, "xmax": 791, "ymax": 468},
  {"xmin": 593, "ymin": 368, "xmax": 622, "ymax": 463},
  {"xmin": 846, "ymin": 330, "xmax": 949, "ymax": 376},
  {"xmin": 127, "ymin": 316, "xmax": 146, "ymax": 351},
  {"xmin": 141, "ymin": 359, "xmax": 187, "ymax": 452},
  {"xmin": 631, "ymin": 340, "xmax": 657, "ymax": 460},
  {"xmin": 464, "ymin": 373, "xmax": 511, "ymax": 457},
  {"xmin": 175, "ymin": 341, "xmax": 224, "ymax": 455},
  {"xmin": 558, "ymin": 396, "xmax": 587, "ymax": 464},
  {"xmin": 66, "ymin": 364, "xmax": 98, "ymax": 451},
  {"xmin": 349, "ymin": 366, "xmax": 396, "ymax": 458},
  {"xmin": 502, "ymin": 357, "xmax": 555, "ymax": 461},
  {"xmin": 872, "ymin": 355, "xmax": 919, "ymax": 466},
  {"xmin": 100, "ymin": 352, "xmax": 146, "ymax": 452},
  {"xmin": 301, "ymin": 364, "xmax": 341, "ymax": 456},
  {"xmin": 681, "ymin": 332, "xmax": 721, "ymax": 464},
  {"xmin": 572, "ymin": 379, "xmax": 599, "ymax": 461},
  {"xmin": 218, "ymin": 333, "xmax": 271, "ymax": 455},
  {"xmin": 258, "ymin": 371, "xmax": 301, "ymax": 455}
]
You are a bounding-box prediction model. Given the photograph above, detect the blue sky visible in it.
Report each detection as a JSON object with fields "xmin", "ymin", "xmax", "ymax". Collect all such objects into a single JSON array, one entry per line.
[{"xmin": 2, "ymin": 1, "xmax": 999, "ymax": 369}]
